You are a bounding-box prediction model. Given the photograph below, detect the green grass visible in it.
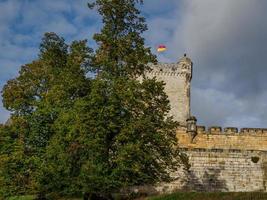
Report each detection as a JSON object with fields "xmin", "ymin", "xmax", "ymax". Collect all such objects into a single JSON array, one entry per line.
[{"xmin": 148, "ymin": 192, "xmax": 267, "ymax": 200}]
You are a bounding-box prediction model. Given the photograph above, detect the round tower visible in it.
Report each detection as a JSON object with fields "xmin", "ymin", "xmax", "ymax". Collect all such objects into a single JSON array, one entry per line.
[{"xmin": 145, "ymin": 54, "xmax": 193, "ymax": 126}]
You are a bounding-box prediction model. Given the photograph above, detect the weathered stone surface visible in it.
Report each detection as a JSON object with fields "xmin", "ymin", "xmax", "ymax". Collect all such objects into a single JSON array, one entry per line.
[
  {"xmin": 145, "ymin": 55, "xmax": 192, "ymax": 126},
  {"xmin": 177, "ymin": 128, "xmax": 267, "ymax": 151},
  {"xmin": 154, "ymin": 149, "xmax": 267, "ymax": 193}
]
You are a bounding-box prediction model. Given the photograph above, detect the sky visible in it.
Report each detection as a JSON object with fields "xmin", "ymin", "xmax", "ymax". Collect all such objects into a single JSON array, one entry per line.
[{"xmin": 0, "ymin": 0, "xmax": 267, "ymax": 129}]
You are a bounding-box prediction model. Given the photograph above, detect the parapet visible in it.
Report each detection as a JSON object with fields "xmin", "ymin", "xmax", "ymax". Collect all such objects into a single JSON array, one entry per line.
[
  {"xmin": 224, "ymin": 127, "xmax": 238, "ymax": 133},
  {"xmin": 240, "ymin": 128, "xmax": 267, "ymax": 134},
  {"xmin": 194, "ymin": 126, "xmax": 267, "ymax": 135},
  {"xmin": 197, "ymin": 126, "xmax": 205, "ymax": 132},
  {"xmin": 208, "ymin": 126, "xmax": 222, "ymax": 133},
  {"xmin": 146, "ymin": 54, "xmax": 193, "ymax": 79},
  {"xmin": 146, "ymin": 63, "xmax": 187, "ymax": 77},
  {"xmin": 177, "ymin": 125, "xmax": 267, "ymax": 151}
]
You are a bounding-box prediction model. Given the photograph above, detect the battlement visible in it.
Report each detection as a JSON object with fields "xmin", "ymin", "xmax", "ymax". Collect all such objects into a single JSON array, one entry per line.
[
  {"xmin": 146, "ymin": 63, "xmax": 190, "ymax": 77},
  {"xmin": 177, "ymin": 125, "xmax": 267, "ymax": 151},
  {"xmin": 196, "ymin": 126, "xmax": 267, "ymax": 135}
]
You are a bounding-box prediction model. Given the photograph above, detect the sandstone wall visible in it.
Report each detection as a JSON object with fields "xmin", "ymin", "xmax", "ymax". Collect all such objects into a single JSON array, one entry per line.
[
  {"xmin": 130, "ymin": 149, "xmax": 267, "ymax": 195},
  {"xmin": 177, "ymin": 126, "xmax": 267, "ymax": 151},
  {"xmin": 185, "ymin": 149, "xmax": 267, "ymax": 192},
  {"xmin": 142, "ymin": 127, "xmax": 267, "ymax": 194}
]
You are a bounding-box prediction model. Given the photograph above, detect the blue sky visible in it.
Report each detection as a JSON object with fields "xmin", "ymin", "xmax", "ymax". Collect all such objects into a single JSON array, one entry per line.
[{"xmin": 1, "ymin": 0, "xmax": 267, "ymax": 128}]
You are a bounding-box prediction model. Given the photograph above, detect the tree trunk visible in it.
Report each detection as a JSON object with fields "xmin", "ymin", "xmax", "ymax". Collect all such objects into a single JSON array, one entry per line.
[
  {"xmin": 83, "ymin": 192, "xmax": 114, "ymax": 200},
  {"xmin": 83, "ymin": 192, "xmax": 89, "ymax": 200}
]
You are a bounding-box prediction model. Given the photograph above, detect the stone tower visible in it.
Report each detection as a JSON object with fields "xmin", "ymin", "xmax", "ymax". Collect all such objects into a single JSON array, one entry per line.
[{"xmin": 146, "ymin": 54, "xmax": 193, "ymax": 126}]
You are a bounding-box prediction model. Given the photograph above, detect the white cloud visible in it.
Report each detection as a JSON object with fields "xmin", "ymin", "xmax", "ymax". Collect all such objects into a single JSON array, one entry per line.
[
  {"xmin": 0, "ymin": 0, "xmax": 99, "ymax": 123},
  {"xmin": 40, "ymin": 16, "xmax": 78, "ymax": 36},
  {"xmin": 0, "ymin": 97, "xmax": 10, "ymax": 124}
]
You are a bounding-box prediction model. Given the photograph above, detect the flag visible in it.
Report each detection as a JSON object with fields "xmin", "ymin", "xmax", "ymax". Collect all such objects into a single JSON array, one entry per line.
[{"xmin": 157, "ymin": 45, "xmax": 167, "ymax": 52}]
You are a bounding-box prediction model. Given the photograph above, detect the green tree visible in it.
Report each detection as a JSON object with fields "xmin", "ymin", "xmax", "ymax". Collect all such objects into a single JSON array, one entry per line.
[
  {"xmin": 88, "ymin": 0, "xmax": 157, "ymax": 78},
  {"xmin": 1, "ymin": 0, "xmax": 184, "ymax": 199},
  {"xmin": 0, "ymin": 32, "xmax": 93, "ymax": 198},
  {"xmin": 0, "ymin": 118, "xmax": 29, "ymax": 198},
  {"xmin": 38, "ymin": 0, "xmax": 182, "ymax": 199}
]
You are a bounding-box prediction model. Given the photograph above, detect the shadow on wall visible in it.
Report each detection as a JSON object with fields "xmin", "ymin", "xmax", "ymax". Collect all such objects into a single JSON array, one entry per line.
[{"xmin": 182, "ymin": 166, "xmax": 228, "ymax": 192}]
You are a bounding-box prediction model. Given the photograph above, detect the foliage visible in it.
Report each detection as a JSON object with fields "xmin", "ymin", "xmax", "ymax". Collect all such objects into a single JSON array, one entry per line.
[
  {"xmin": 0, "ymin": 0, "xmax": 182, "ymax": 199},
  {"xmin": 88, "ymin": 0, "xmax": 157, "ymax": 78},
  {"xmin": 0, "ymin": 33, "xmax": 93, "ymax": 198},
  {"xmin": 40, "ymin": 76, "xmax": 179, "ymax": 198}
]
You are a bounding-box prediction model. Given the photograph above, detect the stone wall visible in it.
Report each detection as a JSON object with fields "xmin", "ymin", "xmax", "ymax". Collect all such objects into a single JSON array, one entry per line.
[
  {"xmin": 146, "ymin": 55, "xmax": 192, "ymax": 125},
  {"xmin": 156, "ymin": 127, "xmax": 267, "ymax": 193},
  {"xmin": 177, "ymin": 126, "xmax": 267, "ymax": 151},
  {"xmin": 133, "ymin": 127, "xmax": 267, "ymax": 195},
  {"xmin": 130, "ymin": 149, "xmax": 267, "ymax": 195},
  {"xmin": 184, "ymin": 149, "xmax": 267, "ymax": 192}
]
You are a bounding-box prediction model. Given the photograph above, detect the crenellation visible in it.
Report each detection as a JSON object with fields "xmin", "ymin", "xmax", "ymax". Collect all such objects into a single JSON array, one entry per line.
[
  {"xmin": 197, "ymin": 126, "xmax": 206, "ymax": 133},
  {"xmin": 208, "ymin": 126, "xmax": 222, "ymax": 133},
  {"xmin": 147, "ymin": 70, "xmax": 190, "ymax": 77},
  {"xmin": 192, "ymin": 126, "xmax": 267, "ymax": 136},
  {"xmin": 224, "ymin": 127, "xmax": 238, "ymax": 133},
  {"xmin": 240, "ymin": 128, "xmax": 267, "ymax": 134}
]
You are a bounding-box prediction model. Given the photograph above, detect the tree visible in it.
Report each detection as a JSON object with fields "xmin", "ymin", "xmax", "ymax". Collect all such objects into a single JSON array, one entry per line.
[
  {"xmin": 81, "ymin": 1, "xmax": 182, "ymax": 197},
  {"xmin": 0, "ymin": 32, "xmax": 93, "ymax": 198},
  {"xmin": 0, "ymin": 118, "xmax": 33, "ymax": 199},
  {"xmin": 39, "ymin": 0, "xmax": 181, "ymax": 199},
  {"xmin": 1, "ymin": 1, "xmax": 184, "ymax": 199},
  {"xmin": 88, "ymin": 0, "xmax": 157, "ymax": 78}
]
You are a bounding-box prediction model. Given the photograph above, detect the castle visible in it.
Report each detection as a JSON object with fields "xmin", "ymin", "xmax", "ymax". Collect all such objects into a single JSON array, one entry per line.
[{"xmin": 145, "ymin": 55, "xmax": 267, "ymax": 193}]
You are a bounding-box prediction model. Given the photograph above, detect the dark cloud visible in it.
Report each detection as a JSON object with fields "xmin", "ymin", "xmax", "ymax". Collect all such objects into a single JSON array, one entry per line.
[
  {"xmin": 0, "ymin": 0, "xmax": 267, "ymax": 128},
  {"xmin": 175, "ymin": 0, "xmax": 267, "ymax": 127},
  {"xmin": 142, "ymin": 0, "xmax": 267, "ymax": 128}
]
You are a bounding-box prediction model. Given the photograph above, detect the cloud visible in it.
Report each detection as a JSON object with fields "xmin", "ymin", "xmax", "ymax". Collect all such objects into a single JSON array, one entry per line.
[
  {"xmin": 0, "ymin": 0, "xmax": 100, "ymax": 124},
  {"xmin": 169, "ymin": 0, "xmax": 267, "ymax": 128},
  {"xmin": 175, "ymin": 0, "xmax": 267, "ymax": 91},
  {"xmin": 0, "ymin": 0, "xmax": 21, "ymax": 23},
  {"xmin": 0, "ymin": 107, "xmax": 10, "ymax": 124},
  {"xmin": 0, "ymin": 0, "xmax": 266, "ymax": 129}
]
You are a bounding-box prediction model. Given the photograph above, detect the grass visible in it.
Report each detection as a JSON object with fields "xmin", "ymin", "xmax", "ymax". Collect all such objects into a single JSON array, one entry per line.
[{"xmin": 148, "ymin": 192, "xmax": 267, "ymax": 200}]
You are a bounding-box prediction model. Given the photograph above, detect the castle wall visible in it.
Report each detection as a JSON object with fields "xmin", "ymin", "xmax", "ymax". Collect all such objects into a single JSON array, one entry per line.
[
  {"xmin": 163, "ymin": 127, "xmax": 267, "ymax": 193},
  {"xmin": 130, "ymin": 149, "xmax": 267, "ymax": 195},
  {"xmin": 177, "ymin": 127, "xmax": 267, "ymax": 151},
  {"xmin": 155, "ymin": 149, "xmax": 267, "ymax": 193},
  {"xmin": 132, "ymin": 128, "xmax": 267, "ymax": 195},
  {"xmin": 184, "ymin": 149, "xmax": 267, "ymax": 192}
]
